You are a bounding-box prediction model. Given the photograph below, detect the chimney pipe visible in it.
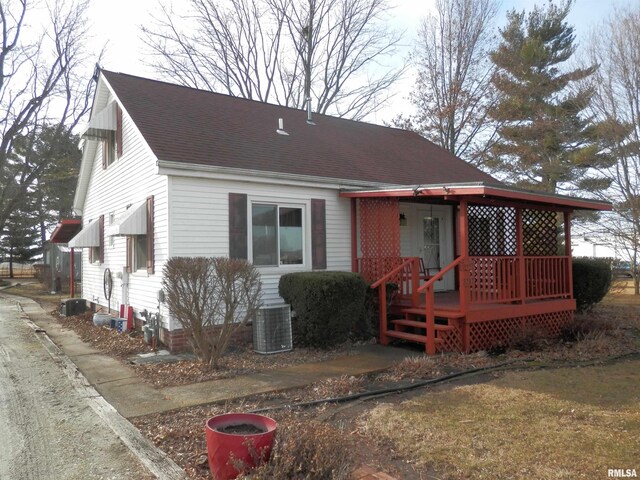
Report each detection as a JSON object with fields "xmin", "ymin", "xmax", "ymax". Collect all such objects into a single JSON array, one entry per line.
[{"xmin": 306, "ymin": 97, "xmax": 315, "ymax": 125}]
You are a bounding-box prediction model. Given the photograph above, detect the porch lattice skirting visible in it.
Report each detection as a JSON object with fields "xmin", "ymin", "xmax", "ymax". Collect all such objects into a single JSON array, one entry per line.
[{"xmin": 433, "ymin": 310, "xmax": 574, "ymax": 354}]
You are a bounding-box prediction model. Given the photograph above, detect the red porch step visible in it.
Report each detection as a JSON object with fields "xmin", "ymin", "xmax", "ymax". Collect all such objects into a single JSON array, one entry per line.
[
  {"xmin": 391, "ymin": 319, "xmax": 456, "ymax": 331},
  {"xmin": 400, "ymin": 307, "xmax": 465, "ymax": 318},
  {"xmin": 385, "ymin": 330, "xmax": 444, "ymax": 345}
]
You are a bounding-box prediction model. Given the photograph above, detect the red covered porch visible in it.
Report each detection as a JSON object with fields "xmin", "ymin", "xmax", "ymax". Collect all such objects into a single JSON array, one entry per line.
[{"xmin": 341, "ymin": 183, "xmax": 610, "ymax": 354}]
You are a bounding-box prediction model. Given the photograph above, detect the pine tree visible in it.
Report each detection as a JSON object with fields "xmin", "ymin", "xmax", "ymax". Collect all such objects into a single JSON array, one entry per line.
[
  {"xmin": 488, "ymin": 0, "xmax": 613, "ymax": 195},
  {"xmin": 0, "ymin": 205, "xmax": 40, "ymax": 277}
]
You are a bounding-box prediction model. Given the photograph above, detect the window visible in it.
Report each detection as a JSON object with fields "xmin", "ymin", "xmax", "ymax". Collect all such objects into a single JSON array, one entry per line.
[
  {"xmin": 102, "ymin": 131, "xmax": 116, "ymax": 168},
  {"xmin": 125, "ymin": 196, "xmax": 154, "ymax": 274},
  {"xmin": 133, "ymin": 235, "xmax": 148, "ymax": 271},
  {"xmin": 87, "ymin": 215, "xmax": 104, "ymax": 264},
  {"xmin": 101, "ymin": 105, "xmax": 122, "ymax": 168},
  {"xmin": 251, "ymin": 204, "xmax": 303, "ymax": 266}
]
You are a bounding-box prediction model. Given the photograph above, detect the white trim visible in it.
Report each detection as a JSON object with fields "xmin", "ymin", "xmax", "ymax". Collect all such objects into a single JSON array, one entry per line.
[{"xmin": 248, "ymin": 196, "xmax": 310, "ymax": 274}]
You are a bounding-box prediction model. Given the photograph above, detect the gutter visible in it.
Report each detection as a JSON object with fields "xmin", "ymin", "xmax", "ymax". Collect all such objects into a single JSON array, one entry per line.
[{"xmin": 156, "ymin": 159, "xmax": 396, "ymax": 191}]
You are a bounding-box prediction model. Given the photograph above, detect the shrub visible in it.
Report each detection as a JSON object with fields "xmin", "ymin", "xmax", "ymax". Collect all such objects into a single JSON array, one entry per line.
[
  {"xmin": 245, "ymin": 419, "xmax": 353, "ymax": 480},
  {"xmin": 572, "ymin": 258, "xmax": 612, "ymax": 312},
  {"xmin": 559, "ymin": 315, "xmax": 614, "ymax": 342},
  {"xmin": 162, "ymin": 257, "xmax": 262, "ymax": 368},
  {"xmin": 279, "ymin": 272, "xmax": 367, "ymax": 348}
]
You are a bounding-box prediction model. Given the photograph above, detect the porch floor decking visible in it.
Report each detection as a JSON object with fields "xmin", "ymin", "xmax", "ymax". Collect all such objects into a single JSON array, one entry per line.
[{"xmin": 393, "ymin": 290, "xmax": 576, "ymax": 323}]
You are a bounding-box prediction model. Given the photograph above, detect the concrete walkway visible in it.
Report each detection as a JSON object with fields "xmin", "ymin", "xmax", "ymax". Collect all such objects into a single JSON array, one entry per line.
[
  {"xmin": 13, "ymin": 296, "xmax": 414, "ymax": 419},
  {"xmin": 9, "ymin": 294, "xmax": 412, "ymax": 479}
]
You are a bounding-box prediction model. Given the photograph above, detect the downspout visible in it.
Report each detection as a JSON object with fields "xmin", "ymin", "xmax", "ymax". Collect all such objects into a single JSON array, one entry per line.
[
  {"xmin": 351, "ymin": 198, "xmax": 358, "ymax": 273},
  {"xmin": 121, "ymin": 266, "xmax": 129, "ymax": 311},
  {"xmin": 70, "ymin": 247, "xmax": 75, "ymax": 298}
]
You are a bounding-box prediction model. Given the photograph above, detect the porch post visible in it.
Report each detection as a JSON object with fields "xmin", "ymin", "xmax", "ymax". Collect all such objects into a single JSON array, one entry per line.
[
  {"xmin": 350, "ymin": 198, "xmax": 358, "ymax": 273},
  {"xmin": 458, "ymin": 200, "xmax": 470, "ymax": 353},
  {"xmin": 458, "ymin": 200, "xmax": 469, "ymax": 311},
  {"xmin": 564, "ymin": 211, "xmax": 573, "ymax": 299},
  {"xmin": 516, "ymin": 207, "xmax": 526, "ymax": 303}
]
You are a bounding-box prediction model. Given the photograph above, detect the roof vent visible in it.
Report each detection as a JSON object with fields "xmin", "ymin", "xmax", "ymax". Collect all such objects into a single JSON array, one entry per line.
[{"xmin": 276, "ymin": 118, "xmax": 289, "ymax": 136}]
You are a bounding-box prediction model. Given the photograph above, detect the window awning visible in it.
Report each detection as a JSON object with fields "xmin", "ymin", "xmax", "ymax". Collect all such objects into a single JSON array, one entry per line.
[
  {"xmin": 82, "ymin": 101, "xmax": 117, "ymax": 140},
  {"xmin": 106, "ymin": 201, "xmax": 147, "ymax": 236},
  {"xmin": 68, "ymin": 219, "xmax": 101, "ymax": 248}
]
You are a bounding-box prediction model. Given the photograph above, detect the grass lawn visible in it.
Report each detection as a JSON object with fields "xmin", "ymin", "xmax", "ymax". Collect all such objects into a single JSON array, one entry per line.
[
  {"xmin": 362, "ymin": 281, "xmax": 640, "ymax": 479},
  {"xmin": 363, "ymin": 359, "xmax": 640, "ymax": 479}
]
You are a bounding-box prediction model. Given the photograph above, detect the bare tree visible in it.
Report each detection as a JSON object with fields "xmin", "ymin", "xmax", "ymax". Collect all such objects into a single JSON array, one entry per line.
[
  {"xmin": 141, "ymin": 0, "xmax": 403, "ymax": 120},
  {"xmin": 0, "ymin": 0, "xmax": 95, "ymax": 236},
  {"xmin": 586, "ymin": 6, "xmax": 640, "ymax": 294},
  {"xmin": 394, "ymin": 0, "xmax": 500, "ymax": 164}
]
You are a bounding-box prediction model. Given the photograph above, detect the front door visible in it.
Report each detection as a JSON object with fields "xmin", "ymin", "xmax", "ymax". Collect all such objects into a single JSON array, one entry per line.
[{"xmin": 417, "ymin": 207, "xmax": 454, "ymax": 291}]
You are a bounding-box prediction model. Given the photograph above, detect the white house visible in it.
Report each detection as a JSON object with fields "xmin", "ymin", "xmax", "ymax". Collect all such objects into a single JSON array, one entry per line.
[{"xmin": 69, "ymin": 70, "xmax": 609, "ymax": 353}]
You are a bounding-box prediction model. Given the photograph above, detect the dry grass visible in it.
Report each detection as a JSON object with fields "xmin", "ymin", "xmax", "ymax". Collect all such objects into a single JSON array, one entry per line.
[
  {"xmin": 360, "ymin": 359, "xmax": 640, "ymax": 479},
  {"xmin": 604, "ymin": 279, "xmax": 640, "ymax": 306},
  {"xmin": 2, "ymin": 281, "xmax": 66, "ymax": 308}
]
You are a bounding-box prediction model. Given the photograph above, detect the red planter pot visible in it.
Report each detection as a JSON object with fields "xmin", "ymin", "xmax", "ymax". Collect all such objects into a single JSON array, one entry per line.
[{"xmin": 205, "ymin": 413, "xmax": 277, "ymax": 480}]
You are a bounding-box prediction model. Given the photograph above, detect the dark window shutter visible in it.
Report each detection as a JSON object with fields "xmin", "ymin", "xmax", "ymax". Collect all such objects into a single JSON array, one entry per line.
[
  {"xmin": 89, "ymin": 244, "xmax": 93, "ymax": 263},
  {"xmin": 311, "ymin": 199, "xmax": 326, "ymax": 270},
  {"xmin": 146, "ymin": 196, "xmax": 155, "ymax": 274},
  {"xmin": 98, "ymin": 215, "xmax": 105, "ymax": 264},
  {"xmin": 229, "ymin": 193, "xmax": 248, "ymax": 259},
  {"xmin": 116, "ymin": 105, "xmax": 123, "ymax": 159}
]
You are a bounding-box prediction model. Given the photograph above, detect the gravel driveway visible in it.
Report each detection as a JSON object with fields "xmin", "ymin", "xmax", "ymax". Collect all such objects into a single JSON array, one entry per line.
[{"xmin": 0, "ymin": 296, "xmax": 154, "ymax": 480}]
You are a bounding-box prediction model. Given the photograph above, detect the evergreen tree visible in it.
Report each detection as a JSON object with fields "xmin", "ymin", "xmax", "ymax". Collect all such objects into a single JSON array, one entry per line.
[
  {"xmin": 0, "ymin": 205, "xmax": 41, "ymax": 277},
  {"xmin": 488, "ymin": 0, "xmax": 614, "ymax": 195},
  {"xmin": 10, "ymin": 125, "xmax": 82, "ymax": 244}
]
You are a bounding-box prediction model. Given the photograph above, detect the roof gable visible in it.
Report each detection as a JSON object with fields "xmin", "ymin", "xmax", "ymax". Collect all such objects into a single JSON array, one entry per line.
[{"xmin": 101, "ymin": 70, "xmax": 498, "ymax": 187}]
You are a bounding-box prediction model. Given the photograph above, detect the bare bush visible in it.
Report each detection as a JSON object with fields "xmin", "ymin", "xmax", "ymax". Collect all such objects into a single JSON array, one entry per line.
[
  {"xmin": 559, "ymin": 315, "xmax": 614, "ymax": 343},
  {"xmin": 245, "ymin": 419, "xmax": 353, "ymax": 479},
  {"xmin": 163, "ymin": 257, "xmax": 262, "ymax": 368}
]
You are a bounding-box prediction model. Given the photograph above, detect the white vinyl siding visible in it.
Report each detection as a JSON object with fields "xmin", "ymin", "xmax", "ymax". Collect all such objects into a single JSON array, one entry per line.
[
  {"xmin": 168, "ymin": 176, "xmax": 352, "ymax": 306},
  {"xmin": 79, "ymin": 89, "xmax": 168, "ymax": 326}
]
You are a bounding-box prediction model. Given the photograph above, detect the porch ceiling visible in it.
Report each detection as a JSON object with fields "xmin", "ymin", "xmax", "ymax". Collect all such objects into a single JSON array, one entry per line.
[
  {"xmin": 49, "ymin": 219, "xmax": 82, "ymax": 244},
  {"xmin": 339, "ymin": 182, "xmax": 611, "ymax": 211}
]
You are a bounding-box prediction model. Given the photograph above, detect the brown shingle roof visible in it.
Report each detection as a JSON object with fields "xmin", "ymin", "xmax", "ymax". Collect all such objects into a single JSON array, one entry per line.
[{"xmin": 102, "ymin": 71, "xmax": 498, "ymax": 186}]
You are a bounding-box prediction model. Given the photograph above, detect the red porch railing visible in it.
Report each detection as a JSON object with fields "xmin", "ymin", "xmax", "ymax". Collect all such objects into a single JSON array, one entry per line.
[
  {"xmin": 369, "ymin": 257, "xmax": 420, "ymax": 346},
  {"xmin": 365, "ymin": 254, "xmax": 572, "ymax": 355},
  {"xmin": 525, "ymin": 256, "xmax": 571, "ymax": 299},
  {"xmin": 417, "ymin": 256, "xmax": 466, "ymax": 355},
  {"xmin": 469, "ymin": 256, "xmax": 520, "ymax": 304}
]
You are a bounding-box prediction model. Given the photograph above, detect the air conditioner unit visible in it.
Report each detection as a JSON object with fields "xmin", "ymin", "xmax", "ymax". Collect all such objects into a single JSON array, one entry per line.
[
  {"xmin": 60, "ymin": 298, "xmax": 87, "ymax": 317},
  {"xmin": 253, "ymin": 304, "xmax": 293, "ymax": 354}
]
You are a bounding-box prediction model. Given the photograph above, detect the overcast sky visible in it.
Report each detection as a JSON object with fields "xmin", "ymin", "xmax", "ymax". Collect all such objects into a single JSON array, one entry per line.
[{"xmin": 86, "ymin": 0, "xmax": 634, "ymax": 122}]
